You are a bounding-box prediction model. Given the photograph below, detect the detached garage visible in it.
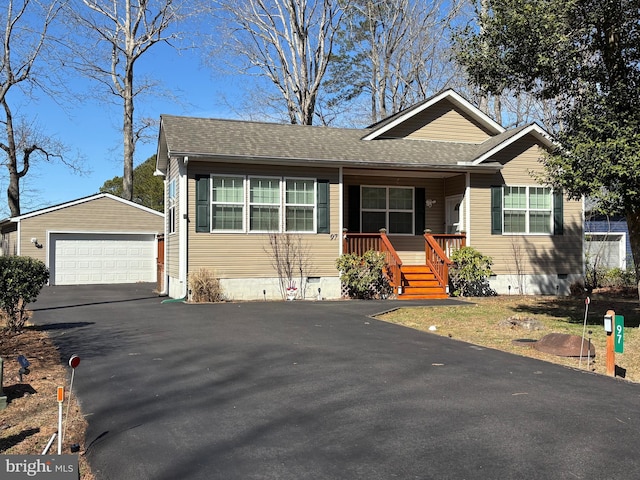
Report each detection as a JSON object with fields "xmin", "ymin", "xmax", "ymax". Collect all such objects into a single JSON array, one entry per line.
[{"xmin": 0, "ymin": 194, "xmax": 164, "ymax": 286}]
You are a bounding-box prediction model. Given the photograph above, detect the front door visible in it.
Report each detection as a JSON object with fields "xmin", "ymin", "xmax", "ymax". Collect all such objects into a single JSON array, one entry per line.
[{"xmin": 445, "ymin": 195, "xmax": 463, "ymax": 234}]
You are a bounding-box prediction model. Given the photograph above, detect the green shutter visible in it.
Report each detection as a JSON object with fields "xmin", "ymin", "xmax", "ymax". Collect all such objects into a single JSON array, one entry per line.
[
  {"xmin": 491, "ymin": 186, "xmax": 502, "ymax": 235},
  {"xmin": 195, "ymin": 175, "xmax": 210, "ymax": 232},
  {"xmin": 347, "ymin": 185, "xmax": 360, "ymax": 232},
  {"xmin": 553, "ymin": 189, "xmax": 564, "ymax": 235},
  {"xmin": 415, "ymin": 187, "xmax": 425, "ymax": 234},
  {"xmin": 317, "ymin": 179, "xmax": 330, "ymax": 233}
]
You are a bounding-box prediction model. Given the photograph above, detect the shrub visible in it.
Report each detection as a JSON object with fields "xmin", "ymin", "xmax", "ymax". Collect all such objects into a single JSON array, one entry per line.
[
  {"xmin": 0, "ymin": 256, "xmax": 49, "ymax": 333},
  {"xmin": 189, "ymin": 268, "xmax": 224, "ymax": 302},
  {"xmin": 336, "ymin": 250, "xmax": 392, "ymax": 299},
  {"xmin": 585, "ymin": 255, "xmax": 607, "ymax": 289},
  {"xmin": 602, "ymin": 267, "xmax": 636, "ymax": 288},
  {"xmin": 569, "ymin": 280, "xmax": 586, "ymax": 297},
  {"xmin": 448, "ymin": 247, "xmax": 496, "ymax": 297}
]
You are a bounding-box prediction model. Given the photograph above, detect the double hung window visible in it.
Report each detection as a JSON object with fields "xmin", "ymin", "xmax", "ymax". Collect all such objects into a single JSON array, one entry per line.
[
  {"xmin": 207, "ymin": 175, "xmax": 318, "ymax": 233},
  {"xmin": 212, "ymin": 176, "xmax": 245, "ymax": 231},
  {"xmin": 503, "ymin": 186, "xmax": 553, "ymax": 234},
  {"xmin": 361, "ymin": 186, "xmax": 414, "ymax": 234},
  {"xmin": 285, "ymin": 179, "xmax": 315, "ymax": 232},
  {"xmin": 249, "ymin": 177, "xmax": 281, "ymax": 231}
]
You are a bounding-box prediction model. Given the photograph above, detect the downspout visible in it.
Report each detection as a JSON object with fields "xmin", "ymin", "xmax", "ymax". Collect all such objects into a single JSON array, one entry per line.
[
  {"xmin": 160, "ymin": 178, "xmax": 169, "ymax": 296},
  {"xmin": 339, "ymin": 166, "xmax": 344, "ymax": 256},
  {"xmin": 178, "ymin": 156, "xmax": 189, "ymax": 299},
  {"xmin": 465, "ymin": 172, "xmax": 471, "ymax": 244}
]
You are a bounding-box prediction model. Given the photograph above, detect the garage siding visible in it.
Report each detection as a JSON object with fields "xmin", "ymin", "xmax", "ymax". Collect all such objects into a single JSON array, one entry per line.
[
  {"xmin": 19, "ymin": 196, "xmax": 163, "ymax": 262},
  {"xmin": 13, "ymin": 195, "xmax": 163, "ymax": 285}
]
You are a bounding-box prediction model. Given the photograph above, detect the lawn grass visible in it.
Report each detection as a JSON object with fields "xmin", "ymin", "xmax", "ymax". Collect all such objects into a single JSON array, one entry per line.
[{"xmin": 377, "ymin": 294, "xmax": 640, "ymax": 382}]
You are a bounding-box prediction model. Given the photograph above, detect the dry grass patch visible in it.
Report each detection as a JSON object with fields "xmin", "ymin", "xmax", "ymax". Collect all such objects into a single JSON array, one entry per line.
[
  {"xmin": 0, "ymin": 319, "xmax": 94, "ymax": 479},
  {"xmin": 378, "ymin": 295, "xmax": 640, "ymax": 382}
]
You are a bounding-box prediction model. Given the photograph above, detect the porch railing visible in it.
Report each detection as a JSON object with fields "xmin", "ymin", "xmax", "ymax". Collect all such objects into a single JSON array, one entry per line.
[
  {"xmin": 343, "ymin": 231, "xmax": 466, "ymax": 295},
  {"xmin": 343, "ymin": 232, "xmax": 403, "ymax": 289},
  {"xmin": 423, "ymin": 233, "xmax": 466, "ymax": 288}
]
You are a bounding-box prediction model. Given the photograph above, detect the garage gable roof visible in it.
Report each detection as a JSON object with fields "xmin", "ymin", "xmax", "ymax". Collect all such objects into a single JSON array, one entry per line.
[{"xmin": 10, "ymin": 193, "xmax": 164, "ymax": 222}]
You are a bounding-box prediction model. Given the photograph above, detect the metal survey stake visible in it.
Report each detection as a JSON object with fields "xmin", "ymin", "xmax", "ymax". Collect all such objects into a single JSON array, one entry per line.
[
  {"xmin": 57, "ymin": 386, "xmax": 64, "ymax": 454},
  {"xmin": 579, "ymin": 297, "xmax": 590, "ymax": 369},
  {"xmin": 63, "ymin": 355, "xmax": 81, "ymax": 451}
]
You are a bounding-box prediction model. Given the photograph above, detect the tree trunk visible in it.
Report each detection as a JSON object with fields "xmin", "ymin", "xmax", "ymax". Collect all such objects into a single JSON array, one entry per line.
[
  {"xmin": 122, "ymin": 63, "xmax": 135, "ymax": 201},
  {"xmin": 625, "ymin": 209, "xmax": 640, "ymax": 302},
  {"xmin": 7, "ymin": 162, "xmax": 20, "ymax": 217},
  {"xmin": 3, "ymin": 100, "xmax": 22, "ymax": 217}
]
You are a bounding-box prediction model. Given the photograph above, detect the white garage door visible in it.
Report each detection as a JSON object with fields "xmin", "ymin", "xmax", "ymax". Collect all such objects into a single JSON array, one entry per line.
[{"xmin": 51, "ymin": 233, "xmax": 157, "ymax": 285}]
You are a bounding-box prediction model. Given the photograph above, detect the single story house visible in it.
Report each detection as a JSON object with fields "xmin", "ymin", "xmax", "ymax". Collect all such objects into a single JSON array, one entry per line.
[
  {"xmin": 0, "ymin": 193, "xmax": 164, "ymax": 285},
  {"xmin": 156, "ymin": 89, "xmax": 584, "ymax": 300}
]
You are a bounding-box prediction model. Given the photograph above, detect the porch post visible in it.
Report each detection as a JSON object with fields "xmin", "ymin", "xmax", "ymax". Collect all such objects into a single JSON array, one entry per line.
[{"xmin": 339, "ymin": 166, "xmax": 344, "ymax": 256}]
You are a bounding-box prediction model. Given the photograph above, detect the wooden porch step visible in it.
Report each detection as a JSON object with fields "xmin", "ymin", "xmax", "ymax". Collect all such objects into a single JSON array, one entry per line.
[
  {"xmin": 397, "ymin": 264, "xmax": 448, "ymax": 300},
  {"xmin": 401, "ymin": 265, "xmax": 433, "ymax": 273},
  {"xmin": 398, "ymin": 292, "xmax": 449, "ymax": 300}
]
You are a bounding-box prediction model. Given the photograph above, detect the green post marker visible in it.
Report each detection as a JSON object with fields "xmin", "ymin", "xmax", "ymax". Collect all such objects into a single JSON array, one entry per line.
[{"xmin": 615, "ymin": 315, "xmax": 624, "ymax": 354}]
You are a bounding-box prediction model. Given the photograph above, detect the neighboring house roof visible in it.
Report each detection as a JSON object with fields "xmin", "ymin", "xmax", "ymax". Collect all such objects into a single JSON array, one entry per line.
[
  {"xmin": 5, "ymin": 193, "xmax": 164, "ymax": 223},
  {"xmin": 156, "ymin": 90, "xmax": 555, "ymax": 174}
]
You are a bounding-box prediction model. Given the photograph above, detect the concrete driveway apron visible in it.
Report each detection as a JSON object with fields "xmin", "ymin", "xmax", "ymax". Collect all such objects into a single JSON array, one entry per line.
[{"xmin": 31, "ymin": 284, "xmax": 640, "ymax": 480}]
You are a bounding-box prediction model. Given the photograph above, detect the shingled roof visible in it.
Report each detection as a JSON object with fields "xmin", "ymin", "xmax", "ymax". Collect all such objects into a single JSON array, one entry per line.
[
  {"xmin": 156, "ymin": 91, "xmax": 554, "ymax": 173},
  {"xmin": 158, "ymin": 115, "xmax": 493, "ymax": 169}
]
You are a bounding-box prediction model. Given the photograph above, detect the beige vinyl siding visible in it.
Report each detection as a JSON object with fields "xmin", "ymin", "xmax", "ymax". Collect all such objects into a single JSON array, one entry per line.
[
  {"xmin": 18, "ymin": 197, "xmax": 163, "ymax": 264},
  {"xmin": 444, "ymin": 174, "xmax": 466, "ymax": 197},
  {"xmin": 187, "ymin": 163, "xmax": 341, "ymax": 278},
  {"xmin": 1, "ymin": 227, "xmax": 17, "ymax": 256},
  {"xmin": 381, "ymin": 99, "xmax": 494, "ymax": 143},
  {"xmin": 166, "ymin": 156, "xmax": 180, "ymax": 278},
  {"xmin": 469, "ymin": 139, "xmax": 583, "ymax": 275}
]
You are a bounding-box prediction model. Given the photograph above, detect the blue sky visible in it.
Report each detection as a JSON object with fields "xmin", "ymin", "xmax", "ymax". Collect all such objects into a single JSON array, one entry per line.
[{"xmin": 4, "ymin": 40, "xmax": 244, "ymax": 217}]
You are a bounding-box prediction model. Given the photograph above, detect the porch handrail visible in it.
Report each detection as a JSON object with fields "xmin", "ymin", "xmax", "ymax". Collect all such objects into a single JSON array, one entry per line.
[
  {"xmin": 423, "ymin": 234, "xmax": 453, "ymax": 288},
  {"xmin": 379, "ymin": 232, "xmax": 403, "ymax": 288},
  {"xmin": 343, "ymin": 232, "xmax": 403, "ymax": 289}
]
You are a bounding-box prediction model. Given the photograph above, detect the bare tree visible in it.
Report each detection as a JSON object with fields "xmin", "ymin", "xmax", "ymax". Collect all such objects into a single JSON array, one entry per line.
[
  {"xmin": 212, "ymin": 0, "xmax": 345, "ymax": 125},
  {"xmin": 327, "ymin": 0, "xmax": 466, "ymax": 124},
  {"xmin": 265, "ymin": 233, "xmax": 314, "ymax": 300},
  {"xmin": 0, "ymin": 0, "xmax": 74, "ymax": 216},
  {"xmin": 67, "ymin": 0, "xmax": 187, "ymax": 200}
]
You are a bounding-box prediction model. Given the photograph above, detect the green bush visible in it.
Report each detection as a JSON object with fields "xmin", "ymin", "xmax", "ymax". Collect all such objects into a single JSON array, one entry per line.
[
  {"xmin": 602, "ymin": 267, "xmax": 636, "ymax": 288},
  {"xmin": 585, "ymin": 257, "xmax": 637, "ymax": 289},
  {"xmin": 0, "ymin": 256, "xmax": 49, "ymax": 333},
  {"xmin": 449, "ymin": 247, "xmax": 496, "ymax": 297},
  {"xmin": 336, "ymin": 250, "xmax": 392, "ymax": 299}
]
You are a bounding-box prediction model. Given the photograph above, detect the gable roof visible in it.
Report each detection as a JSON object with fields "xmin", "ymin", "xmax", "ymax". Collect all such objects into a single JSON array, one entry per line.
[
  {"xmin": 470, "ymin": 123, "xmax": 554, "ymax": 165},
  {"xmin": 156, "ymin": 93, "xmax": 555, "ymax": 174},
  {"xmin": 362, "ymin": 89, "xmax": 505, "ymax": 140},
  {"xmin": 8, "ymin": 193, "xmax": 163, "ymax": 222}
]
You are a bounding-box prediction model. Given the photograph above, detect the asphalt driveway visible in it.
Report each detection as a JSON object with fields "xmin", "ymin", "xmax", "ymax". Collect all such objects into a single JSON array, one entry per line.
[{"xmin": 31, "ymin": 284, "xmax": 640, "ymax": 479}]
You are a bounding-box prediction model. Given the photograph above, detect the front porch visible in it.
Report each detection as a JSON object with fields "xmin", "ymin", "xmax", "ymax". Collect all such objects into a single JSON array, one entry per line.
[{"xmin": 343, "ymin": 231, "xmax": 466, "ymax": 299}]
